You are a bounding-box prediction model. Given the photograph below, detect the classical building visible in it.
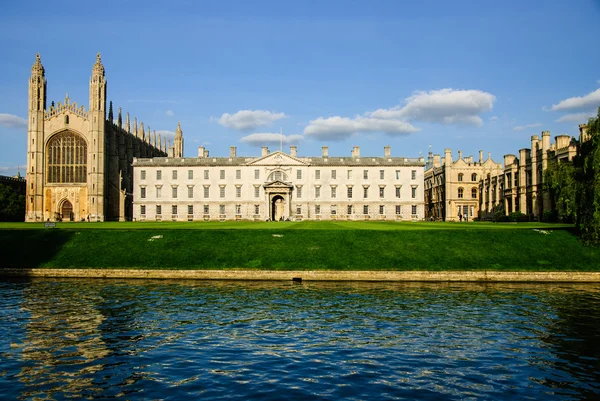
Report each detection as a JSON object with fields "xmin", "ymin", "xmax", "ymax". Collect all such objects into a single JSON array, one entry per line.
[
  {"xmin": 132, "ymin": 145, "xmax": 425, "ymax": 222},
  {"xmin": 424, "ymin": 149, "xmax": 503, "ymax": 221},
  {"xmin": 25, "ymin": 53, "xmax": 176, "ymax": 222},
  {"xmin": 479, "ymin": 126, "xmax": 586, "ymax": 220}
]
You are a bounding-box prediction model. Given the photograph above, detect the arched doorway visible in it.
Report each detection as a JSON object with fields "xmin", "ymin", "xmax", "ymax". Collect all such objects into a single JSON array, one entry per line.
[
  {"xmin": 271, "ymin": 195, "xmax": 285, "ymax": 221},
  {"xmin": 61, "ymin": 200, "xmax": 74, "ymax": 221}
]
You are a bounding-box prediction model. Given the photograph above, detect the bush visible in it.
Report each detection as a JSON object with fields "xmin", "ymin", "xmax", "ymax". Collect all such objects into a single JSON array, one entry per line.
[
  {"xmin": 542, "ymin": 210, "xmax": 558, "ymax": 223},
  {"xmin": 508, "ymin": 211, "xmax": 526, "ymax": 222}
]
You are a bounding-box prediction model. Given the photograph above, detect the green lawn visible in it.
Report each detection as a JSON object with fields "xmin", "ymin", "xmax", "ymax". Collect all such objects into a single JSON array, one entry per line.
[{"xmin": 1, "ymin": 221, "xmax": 597, "ymax": 271}]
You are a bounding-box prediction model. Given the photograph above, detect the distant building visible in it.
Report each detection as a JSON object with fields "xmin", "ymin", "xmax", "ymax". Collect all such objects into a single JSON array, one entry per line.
[
  {"xmin": 480, "ymin": 126, "xmax": 586, "ymax": 220},
  {"xmin": 25, "ymin": 53, "xmax": 174, "ymax": 222},
  {"xmin": 132, "ymin": 145, "xmax": 425, "ymax": 222},
  {"xmin": 0, "ymin": 174, "xmax": 26, "ymax": 195},
  {"xmin": 424, "ymin": 149, "xmax": 503, "ymax": 221}
]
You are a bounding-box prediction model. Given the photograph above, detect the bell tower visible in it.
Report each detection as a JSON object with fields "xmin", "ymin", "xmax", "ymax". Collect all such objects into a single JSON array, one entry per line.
[
  {"xmin": 89, "ymin": 53, "xmax": 107, "ymax": 221},
  {"xmin": 26, "ymin": 53, "xmax": 46, "ymax": 221}
]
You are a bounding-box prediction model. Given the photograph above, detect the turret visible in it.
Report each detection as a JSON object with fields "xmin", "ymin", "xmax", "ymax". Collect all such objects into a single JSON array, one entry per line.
[
  {"xmin": 26, "ymin": 53, "xmax": 47, "ymax": 221},
  {"xmin": 174, "ymin": 122, "xmax": 184, "ymax": 157},
  {"xmin": 89, "ymin": 52, "xmax": 107, "ymax": 221}
]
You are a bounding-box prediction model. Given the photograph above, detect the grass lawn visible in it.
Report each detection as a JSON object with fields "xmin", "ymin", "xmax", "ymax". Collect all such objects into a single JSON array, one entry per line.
[{"xmin": 0, "ymin": 221, "xmax": 597, "ymax": 271}]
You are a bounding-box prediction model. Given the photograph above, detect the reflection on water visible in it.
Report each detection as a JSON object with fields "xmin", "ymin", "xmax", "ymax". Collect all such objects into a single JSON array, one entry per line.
[{"xmin": 1, "ymin": 279, "xmax": 599, "ymax": 400}]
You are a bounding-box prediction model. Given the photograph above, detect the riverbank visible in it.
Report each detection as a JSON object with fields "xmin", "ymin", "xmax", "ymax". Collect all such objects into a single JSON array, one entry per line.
[{"xmin": 1, "ymin": 221, "xmax": 598, "ymax": 271}]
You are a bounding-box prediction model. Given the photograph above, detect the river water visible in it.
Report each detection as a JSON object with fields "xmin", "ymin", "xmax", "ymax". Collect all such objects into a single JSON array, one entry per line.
[{"xmin": 0, "ymin": 279, "xmax": 599, "ymax": 400}]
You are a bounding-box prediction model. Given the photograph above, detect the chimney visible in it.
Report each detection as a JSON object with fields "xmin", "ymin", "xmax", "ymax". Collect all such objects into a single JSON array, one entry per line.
[
  {"xmin": 384, "ymin": 146, "xmax": 391, "ymax": 158},
  {"xmin": 322, "ymin": 146, "xmax": 329, "ymax": 158},
  {"xmin": 444, "ymin": 148, "xmax": 452, "ymax": 165},
  {"xmin": 204, "ymin": 149, "xmax": 209, "ymax": 158},
  {"xmin": 479, "ymin": 150, "xmax": 483, "ymax": 163},
  {"xmin": 433, "ymin": 154, "xmax": 441, "ymax": 167},
  {"xmin": 290, "ymin": 145, "xmax": 297, "ymax": 157},
  {"xmin": 352, "ymin": 146, "xmax": 360, "ymax": 158},
  {"xmin": 458, "ymin": 150, "xmax": 463, "ymax": 160},
  {"xmin": 488, "ymin": 152, "xmax": 491, "ymax": 160},
  {"xmin": 198, "ymin": 146, "xmax": 205, "ymax": 158},
  {"xmin": 262, "ymin": 146, "xmax": 269, "ymax": 157},
  {"xmin": 230, "ymin": 146, "xmax": 237, "ymax": 158}
]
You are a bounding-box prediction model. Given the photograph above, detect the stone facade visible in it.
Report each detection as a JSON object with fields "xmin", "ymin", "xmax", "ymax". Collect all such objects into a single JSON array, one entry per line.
[
  {"xmin": 25, "ymin": 54, "xmax": 175, "ymax": 222},
  {"xmin": 479, "ymin": 126, "xmax": 586, "ymax": 219},
  {"xmin": 132, "ymin": 145, "xmax": 425, "ymax": 222},
  {"xmin": 424, "ymin": 149, "xmax": 503, "ymax": 221}
]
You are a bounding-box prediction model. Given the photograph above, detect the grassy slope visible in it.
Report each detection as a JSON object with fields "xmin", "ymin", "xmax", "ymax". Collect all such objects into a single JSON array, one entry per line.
[{"xmin": 1, "ymin": 221, "xmax": 597, "ymax": 271}]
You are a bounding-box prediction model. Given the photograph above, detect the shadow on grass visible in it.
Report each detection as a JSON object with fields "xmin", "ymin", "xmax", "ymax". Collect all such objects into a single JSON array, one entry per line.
[{"xmin": 0, "ymin": 229, "xmax": 74, "ymax": 269}]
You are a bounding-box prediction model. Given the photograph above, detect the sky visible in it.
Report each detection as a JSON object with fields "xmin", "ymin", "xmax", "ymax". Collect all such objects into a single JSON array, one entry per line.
[{"xmin": 1, "ymin": 0, "xmax": 600, "ymax": 176}]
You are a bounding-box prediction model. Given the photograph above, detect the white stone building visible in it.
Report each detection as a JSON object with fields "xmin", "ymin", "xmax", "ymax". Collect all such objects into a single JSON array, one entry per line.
[{"xmin": 132, "ymin": 145, "xmax": 425, "ymax": 222}]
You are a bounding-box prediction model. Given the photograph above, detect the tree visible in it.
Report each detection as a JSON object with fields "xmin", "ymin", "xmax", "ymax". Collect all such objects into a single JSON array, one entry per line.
[
  {"xmin": 575, "ymin": 107, "xmax": 600, "ymax": 245},
  {"xmin": 0, "ymin": 183, "xmax": 26, "ymax": 222},
  {"xmin": 544, "ymin": 159, "xmax": 578, "ymax": 223}
]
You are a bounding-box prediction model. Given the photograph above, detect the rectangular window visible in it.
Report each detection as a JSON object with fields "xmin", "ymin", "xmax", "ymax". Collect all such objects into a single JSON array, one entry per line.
[
  {"xmin": 203, "ymin": 186, "xmax": 209, "ymax": 198},
  {"xmin": 172, "ymin": 187, "xmax": 178, "ymax": 198},
  {"xmin": 347, "ymin": 187, "xmax": 353, "ymax": 198},
  {"xmin": 315, "ymin": 170, "xmax": 321, "ymax": 180},
  {"xmin": 412, "ymin": 187, "xmax": 417, "ymax": 198},
  {"xmin": 379, "ymin": 187, "xmax": 385, "ymax": 198},
  {"xmin": 331, "ymin": 170, "xmax": 336, "ymax": 179},
  {"xmin": 395, "ymin": 170, "xmax": 400, "ymax": 180},
  {"xmin": 157, "ymin": 170, "xmax": 162, "ymax": 180},
  {"xmin": 297, "ymin": 169, "xmax": 302, "ymax": 179},
  {"xmin": 236, "ymin": 186, "xmax": 241, "ymax": 198},
  {"xmin": 379, "ymin": 205, "xmax": 384, "ymax": 215},
  {"xmin": 140, "ymin": 187, "xmax": 146, "ymax": 199},
  {"xmin": 255, "ymin": 169, "xmax": 260, "ymax": 179},
  {"xmin": 363, "ymin": 187, "xmax": 368, "ymax": 198},
  {"xmin": 172, "ymin": 205, "xmax": 177, "ymax": 215},
  {"xmin": 188, "ymin": 205, "xmax": 193, "ymax": 215},
  {"xmin": 396, "ymin": 205, "xmax": 401, "ymax": 215},
  {"xmin": 141, "ymin": 170, "xmax": 146, "ymax": 180},
  {"xmin": 411, "ymin": 170, "xmax": 416, "ymax": 180},
  {"xmin": 363, "ymin": 205, "xmax": 369, "ymax": 215},
  {"xmin": 396, "ymin": 187, "xmax": 401, "ymax": 198},
  {"xmin": 187, "ymin": 170, "xmax": 192, "ymax": 180},
  {"xmin": 315, "ymin": 187, "xmax": 320, "ymax": 198},
  {"xmin": 172, "ymin": 170, "xmax": 177, "ymax": 180},
  {"xmin": 140, "ymin": 205, "xmax": 146, "ymax": 215},
  {"xmin": 236, "ymin": 170, "xmax": 241, "ymax": 179},
  {"xmin": 220, "ymin": 186, "xmax": 225, "ymax": 198},
  {"xmin": 315, "ymin": 205, "xmax": 321, "ymax": 214},
  {"xmin": 188, "ymin": 186, "xmax": 193, "ymax": 198},
  {"xmin": 156, "ymin": 186, "xmax": 161, "ymax": 198},
  {"xmin": 296, "ymin": 206, "xmax": 302, "ymax": 215},
  {"xmin": 379, "ymin": 170, "xmax": 384, "ymax": 180},
  {"xmin": 297, "ymin": 186, "xmax": 302, "ymax": 198},
  {"xmin": 254, "ymin": 186, "xmax": 260, "ymax": 198},
  {"xmin": 236, "ymin": 205, "xmax": 241, "ymax": 214},
  {"xmin": 254, "ymin": 205, "xmax": 260, "ymax": 214},
  {"xmin": 347, "ymin": 205, "xmax": 353, "ymax": 214},
  {"xmin": 412, "ymin": 205, "xmax": 417, "ymax": 215},
  {"xmin": 331, "ymin": 206, "xmax": 337, "ymax": 215},
  {"xmin": 204, "ymin": 170, "xmax": 209, "ymax": 179},
  {"xmin": 203, "ymin": 205, "xmax": 209, "ymax": 214},
  {"xmin": 219, "ymin": 204, "xmax": 225, "ymax": 214},
  {"xmin": 363, "ymin": 170, "xmax": 368, "ymax": 179},
  {"xmin": 220, "ymin": 169, "xmax": 225, "ymax": 180},
  {"xmin": 331, "ymin": 186, "xmax": 337, "ymax": 198},
  {"xmin": 156, "ymin": 205, "xmax": 162, "ymax": 215},
  {"xmin": 347, "ymin": 170, "xmax": 352, "ymax": 179}
]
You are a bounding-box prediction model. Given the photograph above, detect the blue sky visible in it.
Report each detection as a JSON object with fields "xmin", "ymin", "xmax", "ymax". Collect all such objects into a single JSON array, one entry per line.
[{"xmin": 1, "ymin": 0, "xmax": 599, "ymax": 176}]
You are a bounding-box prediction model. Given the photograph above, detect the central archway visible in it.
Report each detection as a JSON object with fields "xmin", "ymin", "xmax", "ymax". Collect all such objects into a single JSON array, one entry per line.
[
  {"xmin": 61, "ymin": 200, "xmax": 73, "ymax": 221},
  {"xmin": 271, "ymin": 195, "xmax": 285, "ymax": 221}
]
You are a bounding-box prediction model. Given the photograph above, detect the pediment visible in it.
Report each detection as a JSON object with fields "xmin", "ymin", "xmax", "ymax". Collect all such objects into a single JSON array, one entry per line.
[
  {"xmin": 263, "ymin": 180, "xmax": 293, "ymax": 189},
  {"xmin": 248, "ymin": 151, "xmax": 307, "ymax": 166}
]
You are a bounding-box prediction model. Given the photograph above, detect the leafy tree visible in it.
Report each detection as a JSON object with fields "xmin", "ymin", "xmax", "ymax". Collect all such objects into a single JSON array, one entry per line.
[
  {"xmin": 0, "ymin": 183, "xmax": 25, "ymax": 222},
  {"xmin": 575, "ymin": 107, "xmax": 600, "ymax": 245},
  {"xmin": 544, "ymin": 159, "xmax": 578, "ymax": 223}
]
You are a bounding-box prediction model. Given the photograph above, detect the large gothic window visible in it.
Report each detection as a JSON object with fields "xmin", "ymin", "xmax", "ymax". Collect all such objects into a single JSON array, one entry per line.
[{"xmin": 47, "ymin": 132, "xmax": 87, "ymax": 183}]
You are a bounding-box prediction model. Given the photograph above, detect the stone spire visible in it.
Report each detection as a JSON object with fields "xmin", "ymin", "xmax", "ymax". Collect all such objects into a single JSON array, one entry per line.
[
  {"xmin": 126, "ymin": 112, "xmax": 130, "ymax": 132},
  {"xmin": 92, "ymin": 52, "xmax": 105, "ymax": 77},
  {"xmin": 108, "ymin": 101, "xmax": 114, "ymax": 121},
  {"xmin": 174, "ymin": 122, "xmax": 184, "ymax": 157},
  {"xmin": 117, "ymin": 107, "xmax": 122, "ymax": 128},
  {"xmin": 140, "ymin": 122, "xmax": 144, "ymax": 140},
  {"xmin": 31, "ymin": 53, "xmax": 45, "ymax": 76},
  {"xmin": 152, "ymin": 130, "xmax": 157, "ymax": 147},
  {"xmin": 146, "ymin": 126, "xmax": 151, "ymax": 143},
  {"xmin": 134, "ymin": 117, "xmax": 138, "ymax": 137}
]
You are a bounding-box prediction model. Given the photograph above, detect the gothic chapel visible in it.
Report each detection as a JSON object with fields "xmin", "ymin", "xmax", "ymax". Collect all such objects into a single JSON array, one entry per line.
[{"xmin": 26, "ymin": 53, "xmax": 182, "ymax": 221}]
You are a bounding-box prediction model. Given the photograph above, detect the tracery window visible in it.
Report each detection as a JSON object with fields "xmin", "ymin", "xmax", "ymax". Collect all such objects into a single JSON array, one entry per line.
[{"xmin": 46, "ymin": 132, "xmax": 87, "ymax": 183}]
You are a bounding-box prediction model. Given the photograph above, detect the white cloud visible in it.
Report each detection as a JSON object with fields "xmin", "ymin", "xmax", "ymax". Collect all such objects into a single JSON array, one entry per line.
[
  {"xmin": 490, "ymin": 116, "xmax": 499, "ymax": 121},
  {"xmin": 304, "ymin": 116, "xmax": 419, "ymax": 141},
  {"xmin": 555, "ymin": 112, "xmax": 596, "ymax": 123},
  {"xmin": 0, "ymin": 113, "xmax": 27, "ymax": 129},
  {"xmin": 550, "ymin": 88, "xmax": 600, "ymax": 111},
  {"xmin": 368, "ymin": 88, "xmax": 495, "ymax": 126},
  {"xmin": 513, "ymin": 123, "xmax": 542, "ymax": 131},
  {"xmin": 166, "ymin": 110, "xmax": 174, "ymax": 117},
  {"xmin": 240, "ymin": 133, "xmax": 303, "ymax": 146},
  {"xmin": 216, "ymin": 110, "xmax": 287, "ymax": 130}
]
